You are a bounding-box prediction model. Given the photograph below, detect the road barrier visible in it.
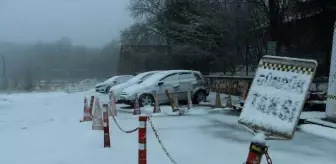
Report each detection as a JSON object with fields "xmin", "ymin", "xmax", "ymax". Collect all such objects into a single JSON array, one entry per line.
[
  {"xmin": 245, "ymin": 141, "xmax": 272, "ymax": 164},
  {"xmin": 138, "ymin": 115, "xmax": 147, "ymax": 164},
  {"xmin": 204, "ymin": 75, "xmax": 328, "ymax": 106},
  {"xmin": 81, "ymin": 94, "xmax": 275, "ymax": 164},
  {"xmin": 103, "ymin": 104, "xmax": 111, "ymax": 148},
  {"xmin": 133, "ymin": 94, "xmax": 141, "ymax": 115},
  {"xmin": 89, "ymin": 96, "xmax": 94, "ymax": 116}
]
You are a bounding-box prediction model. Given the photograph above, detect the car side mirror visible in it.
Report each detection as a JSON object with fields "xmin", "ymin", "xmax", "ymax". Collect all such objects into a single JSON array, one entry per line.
[
  {"xmin": 138, "ymin": 80, "xmax": 143, "ymax": 84},
  {"xmin": 158, "ymin": 81, "xmax": 164, "ymax": 86},
  {"xmin": 113, "ymin": 81, "xmax": 117, "ymax": 84}
]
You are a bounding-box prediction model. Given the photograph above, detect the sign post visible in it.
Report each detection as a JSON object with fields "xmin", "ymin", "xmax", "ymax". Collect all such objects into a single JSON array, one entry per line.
[
  {"xmin": 267, "ymin": 41, "xmax": 277, "ymax": 56},
  {"xmin": 238, "ymin": 55, "xmax": 317, "ymax": 163}
]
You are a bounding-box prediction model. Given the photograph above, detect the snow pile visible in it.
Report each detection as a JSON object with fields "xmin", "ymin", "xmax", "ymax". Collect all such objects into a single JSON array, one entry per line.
[
  {"xmin": 300, "ymin": 112, "xmax": 326, "ymax": 119},
  {"xmin": 0, "ymin": 91, "xmax": 335, "ymax": 164},
  {"xmin": 299, "ymin": 124, "xmax": 336, "ymax": 141},
  {"xmin": 253, "ymin": 133, "xmax": 266, "ymax": 144}
]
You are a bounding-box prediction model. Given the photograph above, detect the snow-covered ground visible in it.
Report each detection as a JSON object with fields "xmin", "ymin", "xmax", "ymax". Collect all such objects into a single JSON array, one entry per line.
[{"xmin": 0, "ymin": 91, "xmax": 335, "ymax": 164}]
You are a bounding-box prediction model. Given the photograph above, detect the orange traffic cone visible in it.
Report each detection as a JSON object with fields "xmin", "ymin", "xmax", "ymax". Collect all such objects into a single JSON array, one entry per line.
[
  {"xmin": 226, "ymin": 94, "xmax": 233, "ymax": 109},
  {"xmin": 133, "ymin": 94, "xmax": 141, "ymax": 115},
  {"xmin": 92, "ymin": 98, "xmax": 104, "ymax": 130},
  {"xmin": 214, "ymin": 92, "xmax": 222, "ymax": 108},
  {"xmin": 109, "ymin": 92, "xmax": 117, "ymax": 116},
  {"xmin": 172, "ymin": 92, "xmax": 180, "ymax": 112},
  {"xmin": 102, "ymin": 104, "xmax": 111, "ymax": 147},
  {"xmin": 153, "ymin": 90, "xmax": 161, "ymax": 113},
  {"xmin": 89, "ymin": 96, "xmax": 94, "ymax": 116},
  {"xmin": 187, "ymin": 90, "xmax": 193, "ymax": 110},
  {"xmin": 241, "ymin": 84, "xmax": 248, "ymax": 106},
  {"xmin": 80, "ymin": 97, "xmax": 92, "ymax": 122},
  {"xmin": 225, "ymin": 86, "xmax": 233, "ymax": 109}
]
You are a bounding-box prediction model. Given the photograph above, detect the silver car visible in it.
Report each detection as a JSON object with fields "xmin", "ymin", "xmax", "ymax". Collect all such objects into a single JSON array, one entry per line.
[
  {"xmin": 120, "ymin": 70, "xmax": 209, "ymax": 106},
  {"xmin": 95, "ymin": 75, "xmax": 133, "ymax": 93},
  {"xmin": 109, "ymin": 71, "xmax": 161, "ymax": 101}
]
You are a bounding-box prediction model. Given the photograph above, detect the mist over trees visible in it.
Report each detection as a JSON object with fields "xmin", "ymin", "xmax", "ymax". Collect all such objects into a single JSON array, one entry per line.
[
  {"xmin": 120, "ymin": 0, "xmax": 336, "ymax": 75},
  {"xmin": 0, "ymin": 37, "xmax": 121, "ymax": 90},
  {"xmin": 1, "ymin": 0, "xmax": 335, "ymax": 91}
]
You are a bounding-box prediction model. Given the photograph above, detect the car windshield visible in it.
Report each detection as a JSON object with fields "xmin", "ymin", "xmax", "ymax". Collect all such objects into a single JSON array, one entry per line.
[
  {"xmin": 127, "ymin": 72, "xmax": 152, "ymax": 83},
  {"xmin": 105, "ymin": 76, "xmax": 118, "ymax": 83},
  {"xmin": 141, "ymin": 72, "xmax": 167, "ymax": 85}
]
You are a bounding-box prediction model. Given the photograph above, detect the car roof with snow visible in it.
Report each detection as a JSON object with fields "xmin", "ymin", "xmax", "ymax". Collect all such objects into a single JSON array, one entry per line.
[
  {"xmin": 160, "ymin": 70, "xmax": 200, "ymax": 74},
  {"xmin": 105, "ymin": 75, "xmax": 133, "ymax": 82},
  {"xmin": 140, "ymin": 70, "xmax": 200, "ymax": 84}
]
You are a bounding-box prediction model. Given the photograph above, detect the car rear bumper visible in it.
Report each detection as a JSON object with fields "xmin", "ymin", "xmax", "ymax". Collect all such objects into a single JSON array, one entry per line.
[
  {"xmin": 95, "ymin": 89, "xmax": 105, "ymax": 93},
  {"xmin": 119, "ymin": 94, "xmax": 136, "ymax": 105},
  {"xmin": 95, "ymin": 86, "xmax": 108, "ymax": 93},
  {"xmin": 118, "ymin": 100, "xmax": 135, "ymax": 105}
]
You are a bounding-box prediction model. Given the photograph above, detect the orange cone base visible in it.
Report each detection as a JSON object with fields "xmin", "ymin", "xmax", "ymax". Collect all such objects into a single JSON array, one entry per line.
[
  {"xmin": 245, "ymin": 142, "xmax": 267, "ymax": 164},
  {"xmin": 80, "ymin": 117, "xmax": 92, "ymax": 123},
  {"xmin": 92, "ymin": 126, "xmax": 104, "ymax": 130},
  {"xmin": 153, "ymin": 107, "xmax": 161, "ymax": 113},
  {"xmin": 133, "ymin": 109, "xmax": 141, "ymax": 115},
  {"xmin": 172, "ymin": 108, "xmax": 179, "ymax": 112}
]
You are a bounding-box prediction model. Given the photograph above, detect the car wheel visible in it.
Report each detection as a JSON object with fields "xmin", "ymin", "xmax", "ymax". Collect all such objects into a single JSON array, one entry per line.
[
  {"xmin": 138, "ymin": 94, "xmax": 154, "ymax": 107},
  {"xmin": 192, "ymin": 90, "xmax": 207, "ymax": 104},
  {"xmin": 105, "ymin": 86, "xmax": 111, "ymax": 94}
]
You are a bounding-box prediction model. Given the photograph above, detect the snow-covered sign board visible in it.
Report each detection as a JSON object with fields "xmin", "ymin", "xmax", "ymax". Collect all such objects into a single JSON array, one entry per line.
[{"xmin": 238, "ymin": 55, "xmax": 318, "ymax": 139}]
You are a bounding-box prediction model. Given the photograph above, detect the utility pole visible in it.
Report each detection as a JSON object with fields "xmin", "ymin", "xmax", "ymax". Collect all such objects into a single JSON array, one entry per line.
[
  {"xmin": 268, "ymin": 0, "xmax": 279, "ymax": 56},
  {"xmin": 245, "ymin": 39, "xmax": 249, "ymax": 76}
]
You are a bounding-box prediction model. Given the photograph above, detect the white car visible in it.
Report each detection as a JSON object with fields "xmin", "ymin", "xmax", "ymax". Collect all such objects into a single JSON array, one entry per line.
[
  {"xmin": 109, "ymin": 71, "xmax": 161, "ymax": 101},
  {"xmin": 95, "ymin": 75, "xmax": 133, "ymax": 93},
  {"xmin": 120, "ymin": 70, "xmax": 209, "ymax": 106}
]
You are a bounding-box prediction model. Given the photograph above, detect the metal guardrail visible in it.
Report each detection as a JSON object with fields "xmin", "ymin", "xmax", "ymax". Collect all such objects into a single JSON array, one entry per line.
[
  {"xmin": 204, "ymin": 75, "xmax": 252, "ymax": 96},
  {"xmin": 204, "ymin": 75, "xmax": 329, "ymax": 97}
]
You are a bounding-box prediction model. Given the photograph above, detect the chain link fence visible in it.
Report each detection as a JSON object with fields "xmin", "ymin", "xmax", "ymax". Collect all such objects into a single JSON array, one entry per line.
[{"xmin": 111, "ymin": 115, "xmax": 138, "ymax": 133}]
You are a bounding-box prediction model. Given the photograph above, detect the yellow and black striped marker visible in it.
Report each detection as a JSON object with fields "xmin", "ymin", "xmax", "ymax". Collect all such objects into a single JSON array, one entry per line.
[{"xmin": 258, "ymin": 62, "xmax": 315, "ymax": 75}]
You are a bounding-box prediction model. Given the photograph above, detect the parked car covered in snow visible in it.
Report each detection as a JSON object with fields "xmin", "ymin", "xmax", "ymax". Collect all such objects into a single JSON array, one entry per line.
[
  {"xmin": 95, "ymin": 75, "xmax": 133, "ymax": 93},
  {"xmin": 66, "ymin": 79, "xmax": 99, "ymax": 93},
  {"xmin": 109, "ymin": 71, "xmax": 161, "ymax": 101},
  {"xmin": 119, "ymin": 70, "xmax": 209, "ymax": 106}
]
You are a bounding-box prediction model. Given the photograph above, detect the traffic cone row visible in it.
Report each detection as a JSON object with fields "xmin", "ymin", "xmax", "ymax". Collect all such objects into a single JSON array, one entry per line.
[
  {"xmin": 80, "ymin": 97, "xmax": 92, "ymax": 122},
  {"xmin": 80, "ymin": 94, "xmax": 112, "ymax": 148}
]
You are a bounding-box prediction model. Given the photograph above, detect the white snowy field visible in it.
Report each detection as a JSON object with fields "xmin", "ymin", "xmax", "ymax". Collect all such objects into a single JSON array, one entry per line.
[{"xmin": 0, "ymin": 91, "xmax": 336, "ymax": 164}]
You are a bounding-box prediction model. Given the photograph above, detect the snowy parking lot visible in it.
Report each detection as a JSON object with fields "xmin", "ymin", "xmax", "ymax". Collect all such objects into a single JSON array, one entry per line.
[{"xmin": 0, "ymin": 91, "xmax": 336, "ymax": 164}]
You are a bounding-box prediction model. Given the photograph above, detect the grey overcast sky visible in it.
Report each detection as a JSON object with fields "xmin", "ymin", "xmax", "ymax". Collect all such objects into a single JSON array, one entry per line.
[{"xmin": 0, "ymin": 0, "xmax": 134, "ymax": 47}]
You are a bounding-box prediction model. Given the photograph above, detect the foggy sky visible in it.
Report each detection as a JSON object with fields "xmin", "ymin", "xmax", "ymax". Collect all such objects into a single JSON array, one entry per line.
[{"xmin": 0, "ymin": 0, "xmax": 134, "ymax": 47}]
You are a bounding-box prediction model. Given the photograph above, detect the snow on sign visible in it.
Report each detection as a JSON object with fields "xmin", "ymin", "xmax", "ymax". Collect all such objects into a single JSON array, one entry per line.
[{"xmin": 238, "ymin": 55, "xmax": 317, "ymax": 139}]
